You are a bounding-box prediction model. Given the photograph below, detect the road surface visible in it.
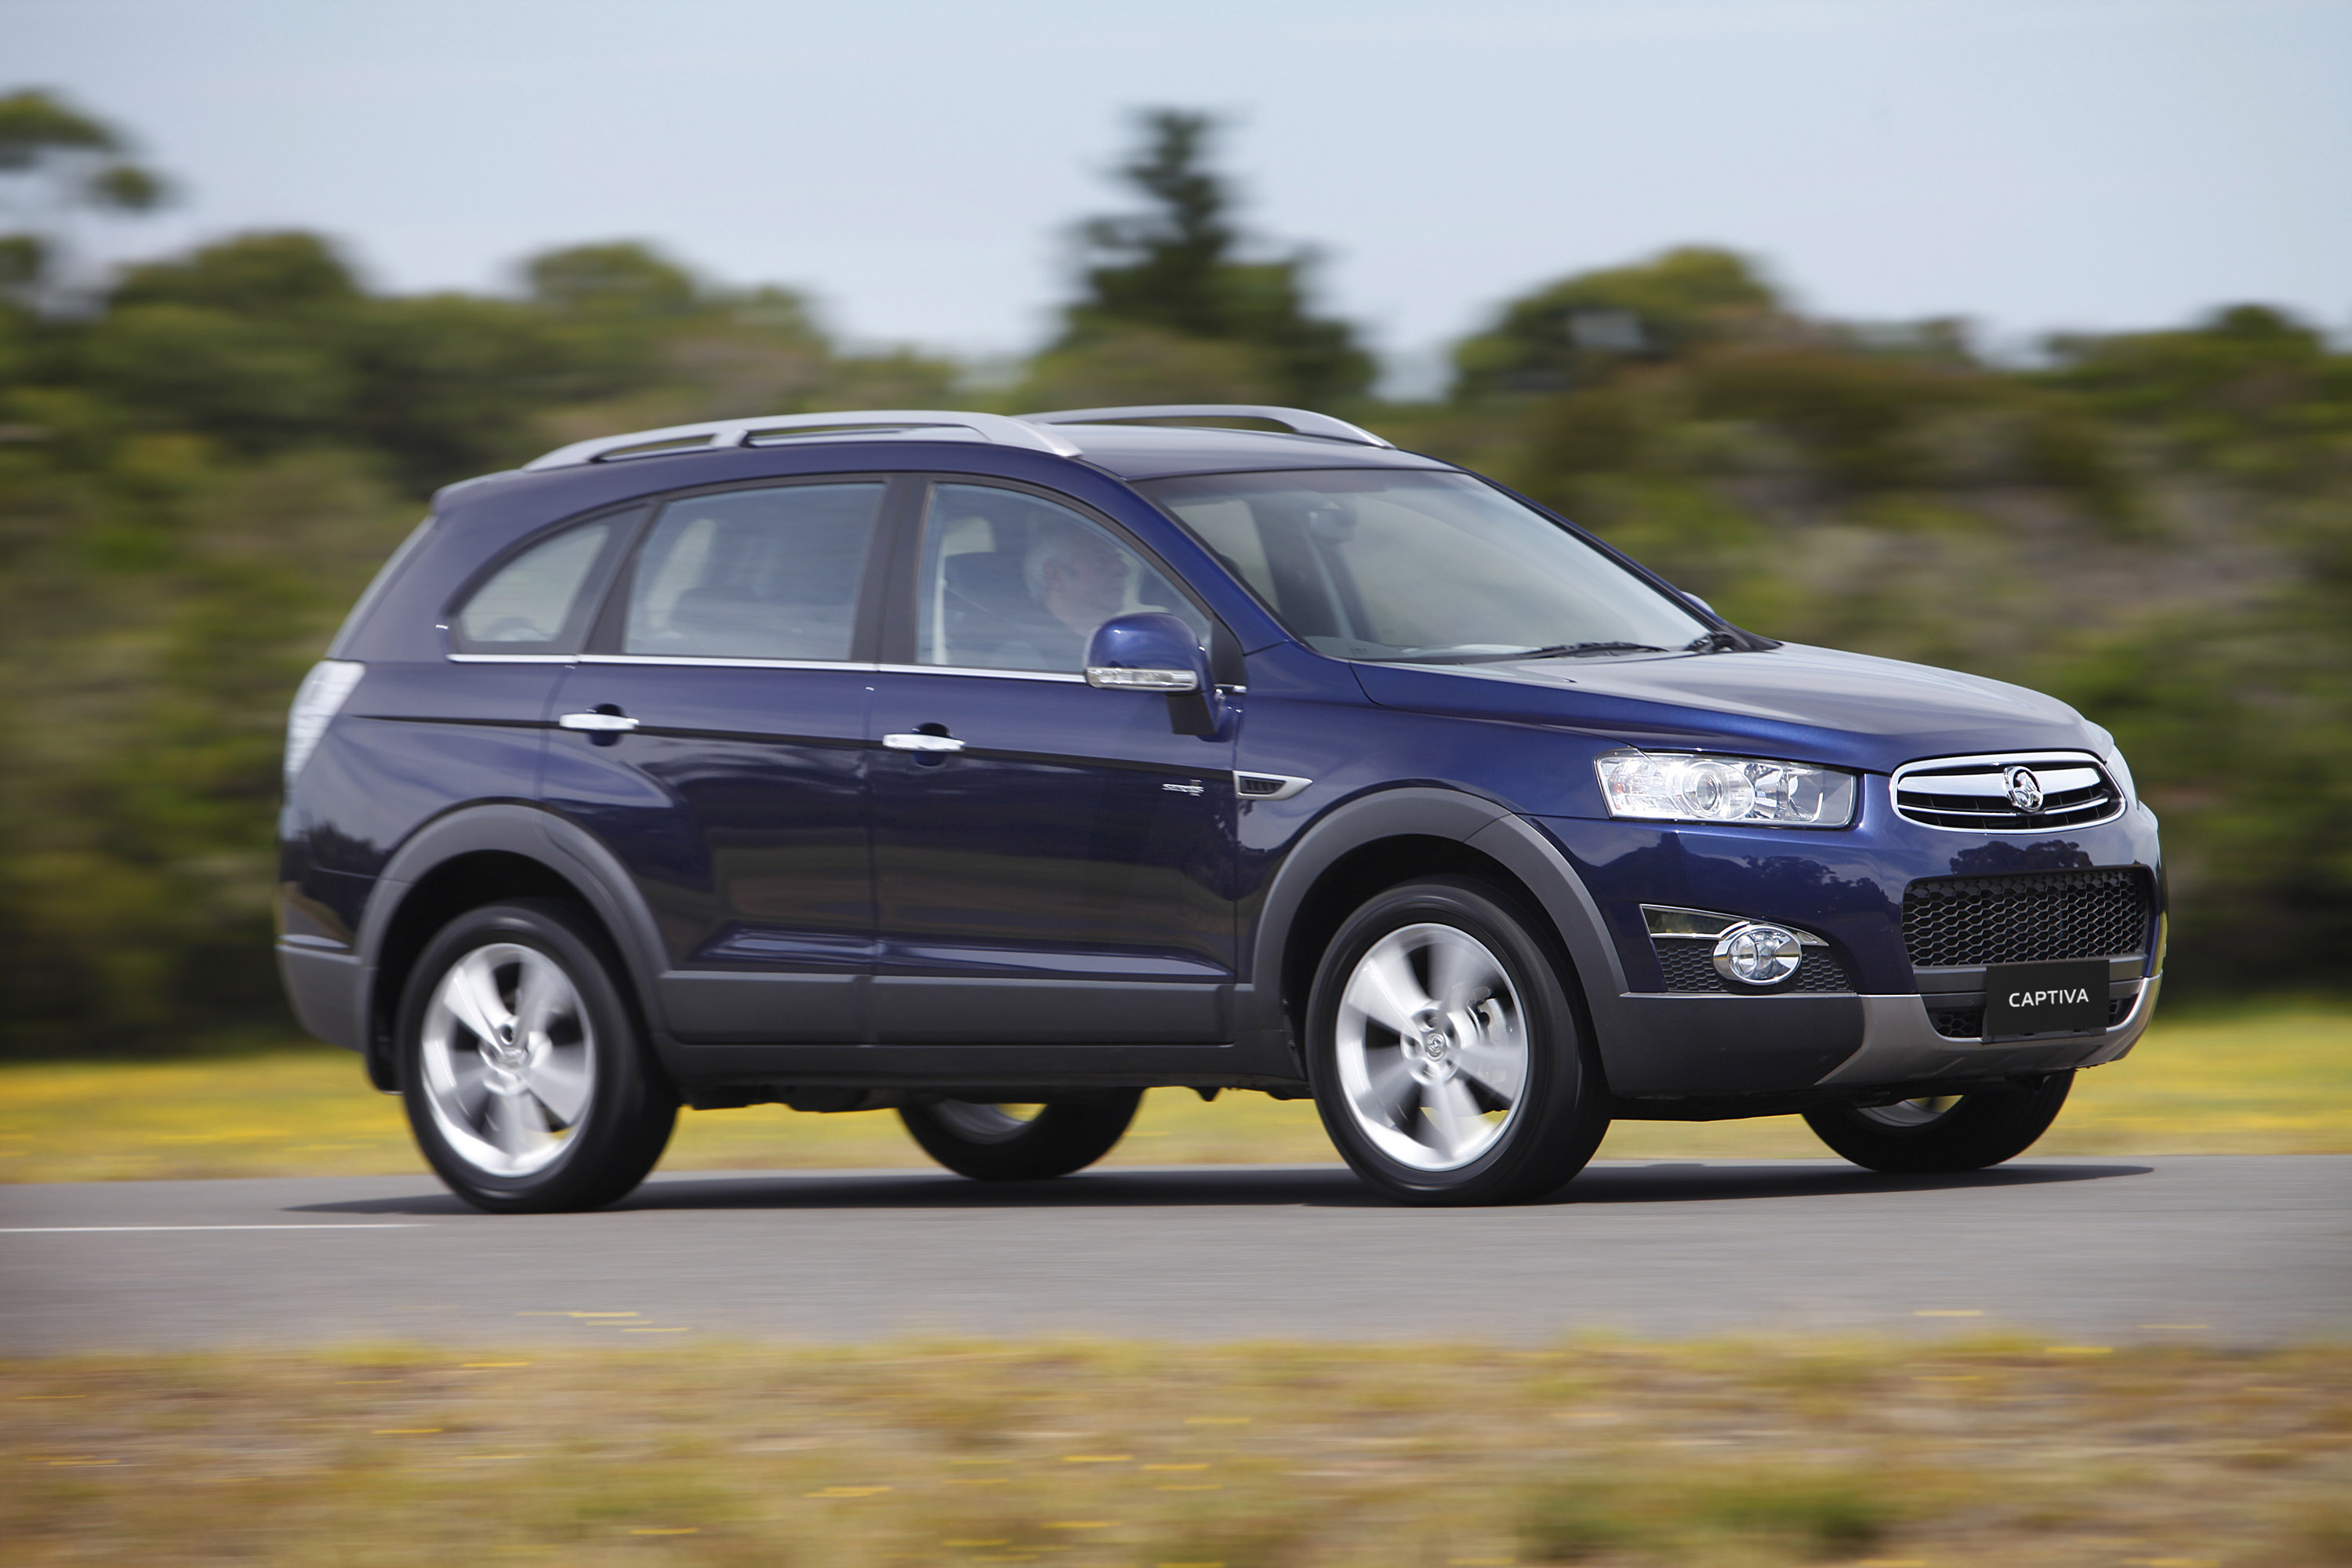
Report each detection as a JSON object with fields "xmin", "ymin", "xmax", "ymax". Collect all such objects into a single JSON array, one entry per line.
[{"xmin": 4, "ymin": 1156, "xmax": 2345, "ymax": 1353}]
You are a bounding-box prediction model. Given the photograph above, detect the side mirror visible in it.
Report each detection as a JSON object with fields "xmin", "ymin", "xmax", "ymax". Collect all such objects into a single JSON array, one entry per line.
[
  {"xmin": 1085, "ymin": 612, "xmax": 1224, "ymax": 737},
  {"xmin": 1680, "ymin": 589, "xmax": 1718, "ymax": 619}
]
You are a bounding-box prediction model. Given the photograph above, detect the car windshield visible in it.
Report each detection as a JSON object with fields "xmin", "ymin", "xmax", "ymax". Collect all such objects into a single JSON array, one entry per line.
[{"xmin": 1139, "ymin": 468, "xmax": 1711, "ymax": 662}]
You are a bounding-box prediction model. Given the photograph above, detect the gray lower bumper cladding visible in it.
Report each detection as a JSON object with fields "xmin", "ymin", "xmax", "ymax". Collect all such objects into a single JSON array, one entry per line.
[{"xmin": 1817, "ymin": 978, "xmax": 2158, "ymax": 1087}]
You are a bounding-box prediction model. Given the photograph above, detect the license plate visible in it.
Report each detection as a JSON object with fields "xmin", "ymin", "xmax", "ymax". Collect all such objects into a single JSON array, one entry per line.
[{"xmin": 1982, "ymin": 960, "xmax": 2109, "ymax": 1040}]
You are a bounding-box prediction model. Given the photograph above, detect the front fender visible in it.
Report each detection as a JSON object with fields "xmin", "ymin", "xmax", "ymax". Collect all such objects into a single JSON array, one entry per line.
[{"xmin": 1232, "ymin": 788, "xmax": 1626, "ymax": 1074}]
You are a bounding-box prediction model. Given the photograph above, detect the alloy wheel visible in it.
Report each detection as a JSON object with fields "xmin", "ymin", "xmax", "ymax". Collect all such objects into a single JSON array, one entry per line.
[
  {"xmin": 1332, "ymin": 922, "xmax": 1530, "ymax": 1171},
  {"xmin": 417, "ymin": 942, "xmax": 597, "ymax": 1177}
]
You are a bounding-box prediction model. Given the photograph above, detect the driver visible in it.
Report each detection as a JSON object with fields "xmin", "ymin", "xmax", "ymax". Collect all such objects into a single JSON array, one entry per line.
[{"xmin": 1024, "ymin": 521, "xmax": 1131, "ymax": 644}]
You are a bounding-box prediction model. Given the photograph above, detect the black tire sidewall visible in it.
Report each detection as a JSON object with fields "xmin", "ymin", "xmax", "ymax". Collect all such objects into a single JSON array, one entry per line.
[
  {"xmin": 1802, "ymin": 1073, "xmax": 2074, "ymax": 1174},
  {"xmin": 397, "ymin": 899, "xmax": 673, "ymax": 1212},
  {"xmin": 898, "ymin": 1092, "xmax": 1143, "ymax": 1181},
  {"xmin": 1307, "ymin": 877, "xmax": 1605, "ymax": 1205}
]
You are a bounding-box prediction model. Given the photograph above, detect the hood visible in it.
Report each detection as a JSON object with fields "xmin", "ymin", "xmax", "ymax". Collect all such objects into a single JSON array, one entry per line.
[{"xmin": 1351, "ymin": 642, "xmax": 2103, "ymax": 775}]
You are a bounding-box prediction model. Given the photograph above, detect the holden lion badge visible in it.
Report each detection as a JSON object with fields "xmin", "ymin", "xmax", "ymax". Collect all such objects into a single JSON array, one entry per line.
[{"xmin": 2003, "ymin": 765, "xmax": 2045, "ymax": 814}]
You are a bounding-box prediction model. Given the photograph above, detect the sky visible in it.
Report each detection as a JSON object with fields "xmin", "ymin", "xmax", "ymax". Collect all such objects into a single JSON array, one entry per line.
[{"xmin": 10, "ymin": 0, "xmax": 2350, "ymax": 389}]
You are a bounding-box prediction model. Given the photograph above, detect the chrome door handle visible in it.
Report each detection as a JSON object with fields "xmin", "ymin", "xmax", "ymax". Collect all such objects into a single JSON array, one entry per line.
[
  {"xmin": 558, "ymin": 711, "xmax": 638, "ymax": 732},
  {"xmin": 882, "ymin": 731, "xmax": 964, "ymax": 753}
]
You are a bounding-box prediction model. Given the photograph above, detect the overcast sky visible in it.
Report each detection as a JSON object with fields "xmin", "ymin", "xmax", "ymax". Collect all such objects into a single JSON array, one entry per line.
[{"xmin": 12, "ymin": 0, "xmax": 2349, "ymax": 385}]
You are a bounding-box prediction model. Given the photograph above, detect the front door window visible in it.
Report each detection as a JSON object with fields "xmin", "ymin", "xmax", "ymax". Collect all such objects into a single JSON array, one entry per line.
[{"xmin": 916, "ymin": 483, "xmax": 1207, "ymax": 672}]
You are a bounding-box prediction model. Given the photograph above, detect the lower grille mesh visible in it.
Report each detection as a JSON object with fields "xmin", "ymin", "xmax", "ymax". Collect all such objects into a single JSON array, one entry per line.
[
  {"xmin": 1930, "ymin": 995, "xmax": 2133, "ymax": 1040},
  {"xmin": 1902, "ymin": 867, "xmax": 2151, "ymax": 967}
]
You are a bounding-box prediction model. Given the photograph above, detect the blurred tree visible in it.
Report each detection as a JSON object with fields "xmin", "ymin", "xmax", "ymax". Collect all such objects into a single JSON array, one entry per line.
[
  {"xmin": 111, "ymin": 230, "xmax": 357, "ymax": 315},
  {"xmin": 1048, "ymin": 109, "xmax": 1373, "ymax": 408},
  {"xmin": 0, "ymin": 89, "xmax": 169, "ymax": 307},
  {"xmin": 526, "ymin": 241, "xmax": 700, "ymax": 321},
  {"xmin": 1451, "ymin": 246, "xmax": 1779, "ymax": 399},
  {"xmin": 2042, "ymin": 303, "xmax": 2352, "ymax": 488}
]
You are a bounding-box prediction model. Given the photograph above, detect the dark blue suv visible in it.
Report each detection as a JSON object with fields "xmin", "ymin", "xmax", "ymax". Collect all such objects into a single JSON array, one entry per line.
[{"xmin": 277, "ymin": 405, "xmax": 2164, "ymax": 1211}]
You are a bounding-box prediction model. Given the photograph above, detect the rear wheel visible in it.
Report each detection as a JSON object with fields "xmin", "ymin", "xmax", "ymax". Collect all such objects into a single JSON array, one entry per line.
[
  {"xmin": 397, "ymin": 899, "xmax": 675, "ymax": 1213},
  {"xmin": 1307, "ymin": 877, "xmax": 1608, "ymax": 1206},
  {"xmin": 898, "ymin": 1094, "xmax": 1142, "ymax": 1181},
  {"xmin": 1802, "ymin": 1073, "xmax": 2073, "ymax": 1173}
]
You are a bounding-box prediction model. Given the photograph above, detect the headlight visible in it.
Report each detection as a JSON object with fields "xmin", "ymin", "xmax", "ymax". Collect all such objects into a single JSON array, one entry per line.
[{"xmin": 1594, "ymin": 750, "xmax": 1857, "ymax": 826}]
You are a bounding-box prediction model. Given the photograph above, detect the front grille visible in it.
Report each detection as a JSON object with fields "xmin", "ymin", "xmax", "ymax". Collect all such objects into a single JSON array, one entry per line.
[
  {"xmin": 1903, "ymin": 867, "xmax": 2151, "ymax": 967},
  {"xmin": 1654, "ymin": 941, "xmax": 1853, "ymax": 993},
  {"xmin": 1929, "ymin": 994, "xmax": 2133, "ymax": 1041},
  {"xmin": 1893, "ymin": 754, "xmax": 2122, "ymax": 831}
]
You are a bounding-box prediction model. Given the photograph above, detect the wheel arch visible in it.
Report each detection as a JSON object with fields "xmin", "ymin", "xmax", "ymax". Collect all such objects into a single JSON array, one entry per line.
[
  {"xmin": 357, "ymin": 805, "xmax": 672, "ymax": 1092},
  {"xmin": 1241, "ymin": 789, "xmax": 1628, "ymax": 1075}
]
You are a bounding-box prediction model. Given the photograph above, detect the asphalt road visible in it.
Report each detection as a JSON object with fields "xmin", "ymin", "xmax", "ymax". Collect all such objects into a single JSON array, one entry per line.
[{"xmin": 3, "ymin": 1156, "xmax": 2346, "ymax": 1355}]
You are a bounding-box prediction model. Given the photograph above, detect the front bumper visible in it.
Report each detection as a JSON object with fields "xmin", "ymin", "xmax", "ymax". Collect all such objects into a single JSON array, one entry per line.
[{"xmin": 1527, "ymin": 793, "xmax": 2164, "ymax": 1105}]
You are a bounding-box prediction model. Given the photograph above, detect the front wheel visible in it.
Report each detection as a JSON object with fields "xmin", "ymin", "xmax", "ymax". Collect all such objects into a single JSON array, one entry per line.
[
  {"xmin": 398, "ymin": 899, "xmax": 676, "ymax": 1213},
  {"xmin": 1802, "ymin": 1073, "xmax": 2073, "ymax": 1174},
  {"xmin": 898, "ymin": 1094, "xmax": 1143, "ymax": 1181},
  {"xmin": 1307, "ymin": 877, "xmax": 1608, "ymax": 1205}
]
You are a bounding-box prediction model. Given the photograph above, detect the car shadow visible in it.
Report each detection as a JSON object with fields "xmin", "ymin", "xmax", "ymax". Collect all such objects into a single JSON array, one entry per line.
[{"xmin": 290, "ymin": 1158, "xmax": 2154, "ymax": 1217}]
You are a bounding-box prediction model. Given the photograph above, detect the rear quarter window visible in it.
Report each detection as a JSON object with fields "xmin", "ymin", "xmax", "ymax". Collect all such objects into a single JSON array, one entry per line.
[{"xmin": 448, "ymin": 511, "xmax": 637, "ymax": 654}]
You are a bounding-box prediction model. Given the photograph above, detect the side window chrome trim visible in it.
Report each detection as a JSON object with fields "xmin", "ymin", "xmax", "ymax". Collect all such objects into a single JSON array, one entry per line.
[
  {"xmin": 446, "ymin": 653, "xmax": 579, "ymax": 663},
  {"xmin": 874, "ymin": 662, "xmax": 1088, "ymax": 684},
  {"xmin": 578, "ymin": 654, "xmax": 879, "ymax": 673}
]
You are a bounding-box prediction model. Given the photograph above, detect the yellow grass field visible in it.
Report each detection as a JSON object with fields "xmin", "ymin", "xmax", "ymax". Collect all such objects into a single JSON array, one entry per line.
[
  {"xmin": 5, "ymin": 1338, "xmax": 2349, "ymax": 1566},
  {"xmin": 1, "ymin": 1001, "xmax": 2343, "ymax": 1185}
]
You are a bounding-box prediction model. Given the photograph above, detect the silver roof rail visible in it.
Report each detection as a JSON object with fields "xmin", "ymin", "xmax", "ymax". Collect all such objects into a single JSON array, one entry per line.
[
  {"xmin": 1019, "ymin": 404, "xmax": 1394, "ymax": 449},
  {"xmin": 521, "ymin": 409, "xmax": 1083, "ymax": 470}
]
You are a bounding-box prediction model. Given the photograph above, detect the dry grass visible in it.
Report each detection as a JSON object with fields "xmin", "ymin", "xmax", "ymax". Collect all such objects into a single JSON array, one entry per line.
[
  {"xmin": 2, "ymin": 1001, "xmax": 2346, "ymax": 1184},
  {"xmin": 5, "ymin": 1338, "xmax": 2349, "ymax": 1566}
]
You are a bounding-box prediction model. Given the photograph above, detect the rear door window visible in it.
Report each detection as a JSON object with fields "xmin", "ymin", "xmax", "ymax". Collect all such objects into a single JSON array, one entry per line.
[{"xmin": 619, "ymin": 483, "xmax": 887, "ymax": 662}]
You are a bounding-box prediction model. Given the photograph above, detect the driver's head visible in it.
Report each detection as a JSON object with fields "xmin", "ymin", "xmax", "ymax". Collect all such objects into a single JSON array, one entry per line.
[{"xmin": 1025, "ymin": 521, "xmax": 1129, "ymax": 635}]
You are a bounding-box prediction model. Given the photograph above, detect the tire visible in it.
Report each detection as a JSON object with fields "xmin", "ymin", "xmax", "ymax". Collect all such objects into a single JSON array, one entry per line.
[
  {"xmin": 397, "ymin": 899, "xmax": 676, "ymax": 1213},
  {"xmin": 898, "ymin": 1094, "xmax": 1142, "ymax": 1181},
  {"xmin": 1306, "ymin": 876, "xmax": 1609, "ymax": 1205},
  {"xmin": 1802, "ymin": 1073, "xmax": 2074, "ymax": 1174}
]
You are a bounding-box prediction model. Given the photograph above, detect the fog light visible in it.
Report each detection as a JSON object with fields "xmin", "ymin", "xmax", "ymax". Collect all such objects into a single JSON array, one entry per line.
[{"xmin": 1712, "ymin": 923, "xmax": 1803, "ymax": 986}]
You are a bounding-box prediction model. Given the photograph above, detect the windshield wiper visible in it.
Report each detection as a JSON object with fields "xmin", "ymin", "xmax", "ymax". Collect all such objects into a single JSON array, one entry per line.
[
  {"xmin": 1513, "ymin": 641, "xmax": 1669, "ymax": 661},
  {"xmin": 1402, "ymin": 641, "xmax": 1671, "ymax": 665}
]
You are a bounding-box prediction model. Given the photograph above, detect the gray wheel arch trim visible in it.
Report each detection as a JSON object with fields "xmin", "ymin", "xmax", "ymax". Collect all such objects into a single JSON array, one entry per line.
[
  {"xmin": 357, "ymin": 804, "xmax": 677, "ymax": 1077},
  {"xmin": 1235, "ymin": 788, "xmax": 1628, "ymax": 1065}
]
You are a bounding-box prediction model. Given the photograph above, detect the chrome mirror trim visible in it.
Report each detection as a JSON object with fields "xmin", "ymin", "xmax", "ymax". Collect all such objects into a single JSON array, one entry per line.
[{"xmin": 1085, "ymin": 666, "xmax": 1200, "ymax": 691}]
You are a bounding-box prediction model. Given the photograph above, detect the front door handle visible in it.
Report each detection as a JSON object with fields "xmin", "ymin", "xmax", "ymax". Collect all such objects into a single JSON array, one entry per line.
[
  {"xmin": 558, "ymin": 711, "xmax": 639, "ymax": 732},
  {"xmin": 882, "ymin": 731, "xmax": 964, "ymax": 753}
]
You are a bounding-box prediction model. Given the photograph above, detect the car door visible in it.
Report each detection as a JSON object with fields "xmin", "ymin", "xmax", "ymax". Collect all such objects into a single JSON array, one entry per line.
[
  {"xmin": 866, "ymin": 478, "xmax": 1237, "ymax": 1044},
  {"xmin": 542, "ymin": 476, "xmax": 904, "ymax": 1044}
]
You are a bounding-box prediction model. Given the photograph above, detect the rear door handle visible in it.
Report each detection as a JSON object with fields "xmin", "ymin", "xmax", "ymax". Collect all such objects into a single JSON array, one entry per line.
[
  {"xmin": 558, "ymin": 711, "xmax": 639, "ymax": 732},
  {"xmin": 882, "ymin": 731, "xmax": 964, "ymax": 753}
]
